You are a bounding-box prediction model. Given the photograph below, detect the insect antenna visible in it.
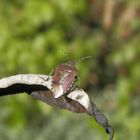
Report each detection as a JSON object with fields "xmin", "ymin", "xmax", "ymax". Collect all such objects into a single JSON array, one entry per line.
[
  {"xmin": 61, "ymin": 47, "xmax": 93, "ymax": 65},
  {"xmin": 77, "ymin": 56, "xmax": 93, "ymax": 63}
]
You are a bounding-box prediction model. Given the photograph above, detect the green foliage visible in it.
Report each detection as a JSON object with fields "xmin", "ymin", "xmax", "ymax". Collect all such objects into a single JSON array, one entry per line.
[{"xmin": 0, "ymin": 0, "xmax": 140, "ymax": 140}]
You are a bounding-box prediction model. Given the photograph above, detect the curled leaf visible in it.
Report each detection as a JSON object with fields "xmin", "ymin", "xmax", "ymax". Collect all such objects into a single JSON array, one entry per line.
[{"xmin": 0, "ymin": 74, "xmax": 114, "ymax": 140}]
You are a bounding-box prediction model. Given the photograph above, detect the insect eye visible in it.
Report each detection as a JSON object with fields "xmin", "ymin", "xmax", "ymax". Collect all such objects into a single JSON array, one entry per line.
[{"xmin": 75, "ymin": 75, "xmax": 78, "ymax": 80}]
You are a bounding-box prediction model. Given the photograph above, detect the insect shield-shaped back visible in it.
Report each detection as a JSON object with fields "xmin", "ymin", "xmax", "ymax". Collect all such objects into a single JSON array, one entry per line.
[{"xmin": 52, "ymin": 61, "xmax": 78, "ymax": 98}]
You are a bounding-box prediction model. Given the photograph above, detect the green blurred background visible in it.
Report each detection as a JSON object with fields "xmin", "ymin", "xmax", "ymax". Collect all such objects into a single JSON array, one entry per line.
[{"xmin": 0, "ymin": 0, "xmax": 140, "ymax": 140}]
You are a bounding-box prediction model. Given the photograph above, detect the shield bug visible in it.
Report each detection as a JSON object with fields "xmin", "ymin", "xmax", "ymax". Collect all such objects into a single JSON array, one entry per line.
[
  {"xmin": 52, "ymin": 61, "xmax": 78, "ymax": 98},
  {"xmin": 51, "ymin": 55, "xmax": 92, "ymax": 98}
]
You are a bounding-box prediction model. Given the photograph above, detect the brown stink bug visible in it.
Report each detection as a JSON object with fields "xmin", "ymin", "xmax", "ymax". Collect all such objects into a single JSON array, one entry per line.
[
  {"xmin": 52, "ymin": 61, "xmax": 78, "ymax": 98},
  {"xmin": 51, "ymin": 56, "xmax": 92, "ymax": 98}
]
